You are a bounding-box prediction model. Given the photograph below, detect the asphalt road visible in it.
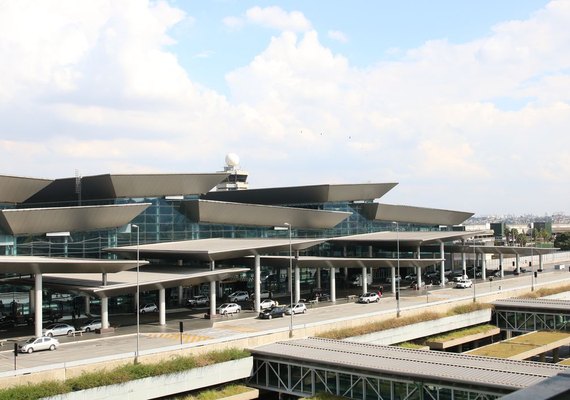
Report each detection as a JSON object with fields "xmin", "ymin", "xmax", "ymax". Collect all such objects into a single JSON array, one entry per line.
[{"xmin": 1, "ymin": 265, "xmax": 569, "ymax": 373}]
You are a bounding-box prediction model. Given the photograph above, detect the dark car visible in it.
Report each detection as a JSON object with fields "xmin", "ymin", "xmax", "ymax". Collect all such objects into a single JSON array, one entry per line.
[{"xmin": 258, "ymin": 306, "xmax": 285, "ymax": 319}]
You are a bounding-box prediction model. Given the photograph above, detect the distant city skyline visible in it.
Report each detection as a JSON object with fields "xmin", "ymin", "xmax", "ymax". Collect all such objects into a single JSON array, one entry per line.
[{"xmin": 0, "ymin": 1, "xmax": 568, "ymax": 215}]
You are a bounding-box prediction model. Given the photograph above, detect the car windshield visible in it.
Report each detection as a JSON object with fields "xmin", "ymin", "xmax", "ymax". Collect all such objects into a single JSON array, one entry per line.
[
  {"xmin": 219, "ymin": 303, "xmax": 229, "ymax": 308},
  {"xmin": 25, "ymin": 337, "xmax": 38, "ymax": 344},
  {"xmin": 45, "ymin": 324, "xmax": 56, "ymax": 329}
]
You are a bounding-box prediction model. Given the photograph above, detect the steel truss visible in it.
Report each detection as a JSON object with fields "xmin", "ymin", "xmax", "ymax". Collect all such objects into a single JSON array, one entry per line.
[
  {"xmin": 496, "ymin": 310, "xmax": 570, "ymax": 333},
  {"xmin": 248, "ymin": 358, "xmax": 502, "ymax": 400}
]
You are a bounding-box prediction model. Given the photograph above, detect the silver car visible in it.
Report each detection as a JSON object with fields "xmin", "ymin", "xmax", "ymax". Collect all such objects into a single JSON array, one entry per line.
[
  {"xmin": 19, "ymin": 336, "xmax": 59, "ymax": 353},
  {"xmin": 80, "ymin": 319, "xmax": 102, "ymax": 332},
  {"xmin": 42, "ymin": 323, "xmax": 75, "ymax": 337}
]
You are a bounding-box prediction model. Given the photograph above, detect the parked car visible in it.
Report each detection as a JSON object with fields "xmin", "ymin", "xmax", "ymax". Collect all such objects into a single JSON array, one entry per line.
[
  {"xmin": 79, "ymin": 319, "xmax": 102, "ymax": 332},
  {"xmin": 186, "ymin": 295, "xmax": 209, "ymax": 307},
  {"xmin": 217, "ymin": 303, "xmax": 241, "ymax": 315},
  {"xmin": 409, "ymin": 281, "xmax": 426, "ymax": 290},
  {"xmin": 42, "ymin": 323, "xmax": 75, "ymax": 337},
  {"xmin": 139, "ymin": 303, "xmax": 158, "ymax": 313},
  {"xmin": 455, "ymin": 278, "xmax": 473, "ymax": 289},
  {"xmin": 228, "ymin": 291, "xmax": 250, "ymax": 302},
  {"xmin": 358, "ymin": 292, "xmax": 380, "ymax": 303},
  {"xmin": 284, "ymin": 303, "xmax": 307, "ymax": 315},
  {"xmin": 259, "ymin": 298, "xmax": 277, "ymax": 310},
  {"xmin": 251, "ymin": 291, "xmax": 272, "ymax": 300},
  {"xmin": 385, "ymin": 275, "xmax": 401, "ymax": 283},
  {"xmin": 259, "ymin": 306, "xmax": 286, "ymax": 319},
  {"xmin": 19, "ymin": 336, "xmax": 59, "ymax": 353}
]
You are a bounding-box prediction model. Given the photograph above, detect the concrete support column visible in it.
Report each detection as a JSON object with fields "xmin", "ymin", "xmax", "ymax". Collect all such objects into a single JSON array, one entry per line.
[
  {"xmin": 539, "ymin": 254, "xmax": 544, "ymax": 271},
  {"xmin": 178, "ymin": 286, "xmax": 184, "ymax": 305},
  {"xmin": 481, "ymin": 255, "xmax": 487, "ymax": 281},
  {"xmin": 462, "ymin": 251, "xmax": 466, "ymax": 275},
  {"xmin": 34, "ymin": 273, "xmax": 43, "ymax": 338},
  {"xmin": 343, "ymin": 267, "xmax": 348, "ymax": 278},
  {"xmin": 29, "ymin": 289, "xmax": 34, "ymax": 313},
  {"xmin": 500, "ymin": 254, "xmax": 505, "ymax": 278},
  {"xmin": 416, "ymin": 266, "xmax": 422, "ymax": 288},
  {"xmin": 516, "ymin": 254, "xmax": 520, "ymax": 274},
  {"xmin": 254, "ymin": 254, "xmax": 261, "ymax": 312},
  {"xmin": 101, "ymin": 296, "xmax": 109, "ymax": 329},
  {"xmin": 361, "ymin": 266, "xmax": 368, "ymax": 294},
  {"xmin": 159, "ymin": 289, "xmax": 166, "ymax": 326},
  {"xmin": 84, "ymin": 296, "xmax": 91, "ymax": 315},
  {"xmin": 440, "ymin": 242, "xmax": 446, "ymax": 287},
  {"xmin": 316, "ymin": 268, "xmax": 321, "ymax": 288},
  {"xmin": 553, "ymin": 348, "xmax": 560, "ymax": 363},
  {"xmin": 391, "ymin": 267, "xmax": 396, "ymax": 294},
  {"xmin": 539, "ymin": 353, "xmax": 546, "ymax": 362},
  {"xmin": 330, "ymin": 267, "xmax": 336, "ymax": 302},
  {"xmin": 101, "ymin": 272, "xmax": 109, "ymax": 329},
  {"xmin": 294, "ymin": 262, "xmax": 301, "ymax": 303},
  {"xmin": 209, "ymin": 261, "xmax": 216, "ymax": 317},
  {"xmin": 417, "ymin": 245, "xmax": 421, "ymax": 259}
]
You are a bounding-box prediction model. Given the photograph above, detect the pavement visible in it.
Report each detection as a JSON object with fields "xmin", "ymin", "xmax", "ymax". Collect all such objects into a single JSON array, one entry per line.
[{"xmin": 0, "ymin": 264, "xmax": 569, "ymax": 373}]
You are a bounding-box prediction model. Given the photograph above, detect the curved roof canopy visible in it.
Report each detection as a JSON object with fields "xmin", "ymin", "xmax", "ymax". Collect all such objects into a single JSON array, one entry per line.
[
  {"xmin": 107, "ymin": 238, "xmax": 328, "ymax": 262},
  {"xmin": 0, "ymin": 256, "xmax": 147, "ymax": 274},
  {"xmin": 202, "ymin": 183, "xmax": 397, "ymax": 205},
  {"xmin": 40, "ymin": 267, "xmax": 249, "ymax": 298},
  {"xmin": 237, "ymin": 255, "xmax": 442, "ymax": 269},
  {"xmin": 331, "ymin": 230, "xmax": 492, "ymax": 246},
  {"xmin": 449, "ymin": 245, "xmax": 558, "ymax": 256},
  {"xmin": 0, "ymin": 203, "xmax": 151, "ymax": 235},
  {"xmin": 180, "ymin": 200, "xmax": 351, "ymax": 229},
  {"xmin": 0, "ymin": 175, "xmax": 52, "ymax": 204},
  {"xmin": 360, "ymin": 203, "xmax": 473, "ymax": 226},
  {"xmin": 24, "ymin": 173, "xmax": 228, "ymax": 204}
]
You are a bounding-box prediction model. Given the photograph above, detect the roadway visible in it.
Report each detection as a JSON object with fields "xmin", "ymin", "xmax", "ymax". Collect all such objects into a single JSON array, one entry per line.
[{"xmin": 1, "ymin": 265, "xmax": 569, "ymax": 373}]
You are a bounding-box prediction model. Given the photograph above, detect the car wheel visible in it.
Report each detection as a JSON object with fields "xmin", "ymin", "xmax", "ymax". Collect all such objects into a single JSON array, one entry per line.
[
  {"xmin": 27, "ymin": 347, "xmax": 33, "ymax": 354},
  {"xmin": 141, "ymin": 310, "xmax": 145, "ymax": 314},
  {"xmin": 67, "ymin": 330, "xmax": 73, "ymax": 336},
  {"xmin": 237, "ymin": 309, "xmax": 241, "ymax": 313},
  {"xmin": 49, "ymin": 344, "xmax": 56, "ymax": 351},
  {"xmin": 376, "ymin": 298, "xmax": 379, "ymax": 303},
  {"xmin": 268, "ymin": 315, "xmax": 272, "ymax": 319},
  {"xmin": 302, "ymin": 309, "xmax": 306, "ymax": 313},
  {"xmin": 366, "ymin": 299, "xmax": 370, "ymax": 304},
  {"xmin": 85, "ymin": 327, "xmax": 91, "ymax": 333},
  {"xmin": 47, "ymin": 332, "xmax": 53, "ymax": 337}
]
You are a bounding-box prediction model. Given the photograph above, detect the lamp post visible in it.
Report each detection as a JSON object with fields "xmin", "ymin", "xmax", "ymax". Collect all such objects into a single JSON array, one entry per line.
[
  {"xmin": 132, "ymin": 224, "xmax": 140, "ymax": 362},
  {"xmin": 531, "ymin": 246, "xmax": 535, "ymax": 291},
  {"xmin": 392, "ymin": 222, "xmax": 401, "ymax": 318},
  {"xmin": 284, "ymin": 223, "xmax": 294, "ymax": 337},
  {"xmin": 472, "ymin": 245, "xmax": 476, "ymax": 303}
]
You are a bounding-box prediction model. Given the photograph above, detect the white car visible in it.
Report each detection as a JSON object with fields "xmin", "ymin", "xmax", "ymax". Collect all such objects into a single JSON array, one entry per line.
[
  {"xmin": 228, "ymin": 291, "xmax": 250, "ymax": 302},
  {"xmin": 80, "ymin": 319, "xmax": 102, "ymax": 332},
  {"xmin": 139, "ymin": 303, "xmax": 158, "ymax": 313},
  {"xmin": 284, "ymin": 303, "xmax": 307, "ymax": 315},
  {"xmin": 186, "ymin": 295, "xmax": 209, "ymax": 307},
  {"xmin": 455, "ymin": 278, "xmax": 473, "ymax": 289},
  {"xmin": 259, "ymin": 299, "xmax": 277, "ymax": 310},
  {"xmin": 19, "ymin": 336, "xmax": 59, "ymax": 353},
  {"xmin": 42, "ymin": 323, "xmax": 75, "ymax": 337},
  {"xmin": 358, "ymin": 292, "xmax": 380, "ymax": 303},
  {"xmin": 217, "ymin": 303, "xmax": 241, "ymax": 315}
]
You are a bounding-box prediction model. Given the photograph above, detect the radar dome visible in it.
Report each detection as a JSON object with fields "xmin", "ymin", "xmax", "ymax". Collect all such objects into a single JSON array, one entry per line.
[{"xmin": 225, "ymin": 153, "xmax": 240, "ymax": 167}]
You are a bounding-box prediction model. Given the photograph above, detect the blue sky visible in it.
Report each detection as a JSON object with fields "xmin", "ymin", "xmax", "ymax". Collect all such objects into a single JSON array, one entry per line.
[{"xmin": 0, "ymin": 0, "xmax": 568, "ymax": 217}]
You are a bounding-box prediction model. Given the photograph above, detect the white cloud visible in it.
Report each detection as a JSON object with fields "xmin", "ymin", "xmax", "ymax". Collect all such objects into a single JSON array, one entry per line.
[
  {"xmin": 245, "ymin": 6, "xmax": 312, "ymax": 32},
  {"xmin": 222, "ymin": 16, "xmax": 244, "ymax": 30},
  {"xmin": 328, "ymin": 30, "xmax": 348, "ymax": 43}
]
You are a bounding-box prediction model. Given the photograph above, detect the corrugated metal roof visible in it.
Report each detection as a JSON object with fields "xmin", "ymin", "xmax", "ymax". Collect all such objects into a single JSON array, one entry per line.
[
  {"xmin": 493, "ymin": 298, "xmax": 570, "ymax": 313},
  {"xmin": 251, "ymin": 337, "xmax": 568, "ymax": 391},
  {"xmin": 239, "ymin": 255, "xmax": 442, "ymax": 269}
]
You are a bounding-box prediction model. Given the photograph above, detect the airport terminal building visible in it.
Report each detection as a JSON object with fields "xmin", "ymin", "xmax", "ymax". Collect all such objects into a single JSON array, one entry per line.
[{"xmin": 0, "ymin": 156, "xmax": 548, "ymax": 337}]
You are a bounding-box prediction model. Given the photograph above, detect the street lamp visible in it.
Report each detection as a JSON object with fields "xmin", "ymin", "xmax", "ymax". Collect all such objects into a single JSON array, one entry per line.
[
  {"xmin": 132, "ymin": 224, "xmax": 140, "ymax": 362},
  {"xmin": 472, "ymin": 245, "xmax": 476, "ymax": 303},
  {"xmin": 283, "ymin": 223, "xmax": 294, "ymax": 337},
  {"xmin": 392, "ymin": 222, "xmax": 401, "ymax": 318},
  {"xmin": 531, "ymin": 247, "xmax": 535, "ymax": 291}
]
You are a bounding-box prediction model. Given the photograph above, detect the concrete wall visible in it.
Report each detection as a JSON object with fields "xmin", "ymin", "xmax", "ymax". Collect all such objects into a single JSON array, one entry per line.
[
  {"xmin": 346, "ymin": 308, "xmax": 492, "ymax": 345},
  {"xmin": 42, "ymin": 357, "xmax": 253, "ymax": 400}
]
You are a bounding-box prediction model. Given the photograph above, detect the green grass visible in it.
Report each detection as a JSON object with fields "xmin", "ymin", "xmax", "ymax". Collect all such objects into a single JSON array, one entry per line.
[
  {"xmin": 396, "ymin": 342, "xmax": 427, "ymax": 349},
  {"xmin": 317, "ymin": 303, "xmax": 492, "ymax": 340},
  {"xmin": 425, "ymin": 324, "xmax": 498, "ymax": 342},
  {"xmin": 176, "ymin": 384, "xmax": 252, "ymax": 400},
  {"xmin": 0, "ymin": 348, "xmax": 250, "ymax": 400}
]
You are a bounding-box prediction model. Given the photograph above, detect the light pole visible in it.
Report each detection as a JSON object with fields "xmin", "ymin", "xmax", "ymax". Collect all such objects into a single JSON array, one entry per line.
[
  {"xmin": 132, "ymin": 224, "xmax": 140, "ymax": 362},
  {"xmin": 531, "ymin": 246, "xmax": 535, "ymax": 291},
  {"xmin": 392, "ymin": 222, "xmax": 401, "ymax": 318},
  {"xmin": 284, "ymin": 223, "xmax": 294, "ymax": 337},
  {"xmin": 472, "ymin": 245, "xmax": 476, "ymax": 303}
]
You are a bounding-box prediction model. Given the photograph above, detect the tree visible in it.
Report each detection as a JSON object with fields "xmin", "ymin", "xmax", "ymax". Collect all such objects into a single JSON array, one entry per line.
[{"xmin": 554, "ymin": 232, "xmax": 570, "ymax": 251}]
